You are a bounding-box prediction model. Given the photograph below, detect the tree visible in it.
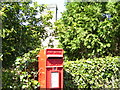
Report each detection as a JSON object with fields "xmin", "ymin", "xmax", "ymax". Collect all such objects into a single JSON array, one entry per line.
[
  {"xmin": 1, "ymin": 2, "xmax": 53, "ymax": 68},
  {"xmin": 1, "ymin": 1, "xmax": 54, "ymax": 89},
  {"xmin": 55, "ymin": 2, "xmax": 120, "ymax": 60}
]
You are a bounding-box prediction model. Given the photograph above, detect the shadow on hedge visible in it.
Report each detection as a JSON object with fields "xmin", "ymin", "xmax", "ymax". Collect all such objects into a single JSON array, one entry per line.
[{"xmin": 64, "ymin": 69, "xmax": 78, "ymax": 89}]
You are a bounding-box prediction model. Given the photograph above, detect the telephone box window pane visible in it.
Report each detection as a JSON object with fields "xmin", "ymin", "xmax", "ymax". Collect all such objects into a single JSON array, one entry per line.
[{"xmin": 51, "ymin": 72, "xmax": 59, "ymax": 88}]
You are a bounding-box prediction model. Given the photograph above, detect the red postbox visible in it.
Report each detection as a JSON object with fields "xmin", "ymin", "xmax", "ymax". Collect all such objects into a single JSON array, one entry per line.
[{"xmin": 38, "ymin": 48, "xmax": 64, "ymax": 90}]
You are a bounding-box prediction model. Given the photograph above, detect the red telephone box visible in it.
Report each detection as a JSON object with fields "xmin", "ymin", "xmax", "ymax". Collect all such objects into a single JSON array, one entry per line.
[{"xmin": 38, "ymin": 49, "xmax": 64, "ymax": 89}]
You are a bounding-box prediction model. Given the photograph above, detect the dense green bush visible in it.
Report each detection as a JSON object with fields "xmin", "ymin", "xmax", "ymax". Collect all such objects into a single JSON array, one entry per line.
[
  {"xmin": 64, "ymin": 56, "xmax": 120, "ymax": 89},
  {"xmin": 1, "ymin": 2, "xmax": 53, "ymax": 68},
  {"xmin": 2, "ymin": 54, "xmax": 120, "ymax": 89},
  {"xmin": 1, "ymin": 1, "xmax": 53, "ymax": 89},
  {"xmin": 55, "ymin": 2, "xmax": 120, "ymax": 60},
  {"xmin": 2, "ymin": 48, "xmax": 40, "ymax": 89}
]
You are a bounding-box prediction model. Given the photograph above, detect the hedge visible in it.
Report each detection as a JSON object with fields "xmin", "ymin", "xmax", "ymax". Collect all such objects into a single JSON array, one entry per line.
[
  {"xmin": 2, "ymin": 48, "xmax": 40, "ymax": 89},
  {"xmin": 2, "ymin": 55, "xmax": 120, "ymax": 89},
  {"xmin": 64, "ymin": 56, "xmax": 120, "ymax": 89}
]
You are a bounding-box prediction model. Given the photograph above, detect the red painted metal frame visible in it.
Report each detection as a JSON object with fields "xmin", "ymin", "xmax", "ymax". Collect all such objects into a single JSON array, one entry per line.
[{"xmin": 38, "ymin": 49, "xmax": 63, "ymax": 90}]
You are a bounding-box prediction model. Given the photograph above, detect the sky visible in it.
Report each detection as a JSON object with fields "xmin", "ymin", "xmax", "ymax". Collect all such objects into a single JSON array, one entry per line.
[{"xmin": 33, "ymin": 0, "xmax": 66, "ymax": 19}]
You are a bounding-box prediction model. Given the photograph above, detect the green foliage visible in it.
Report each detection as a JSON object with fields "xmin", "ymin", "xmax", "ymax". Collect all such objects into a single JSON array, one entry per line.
[
  {"xmin": 2, "ymin": 48, "xmax": 40, "ymax": 89},
  {"xmin": 55, "ymin": 2, "xmax": 120, "ymax": 60},
  {"xmin": 64, "ymin": 56, "xmax": 120, "ymax": 89},
  {"xmin": 1, "ymin": 2, "xmax": 53, "ymax": 68},
  {"xmin": 1, "ymin": 1, "xmax": 53, "ymax": 89}
]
